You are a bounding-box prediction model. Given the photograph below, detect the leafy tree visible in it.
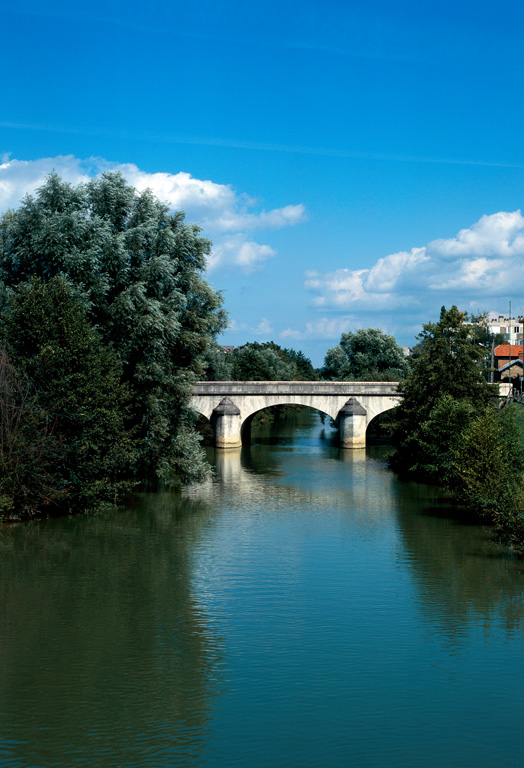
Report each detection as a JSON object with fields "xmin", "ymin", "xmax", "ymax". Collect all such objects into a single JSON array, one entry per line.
[
  {"xmin": 202, "ymin": 342, "xmax": 233, "ymax": 381},
  {"xmin": 321, "ymin": 328, "xmax": 408, "ymax": 381},
  {"xmin": 267, "ymin": 343, "xmax": 318, "ymax": 381},
  {"xmin": 1, "ymin": 276, "xmax": 136, "ymax": 514},
  {"xmin": 451, "ymin": 406, "xmax": 524, "ymax": 553},
  {"xmin": 230, "ymin": 343, "xmax": 296, "ymax": 381},
  {"xmin": 0, "ymin": 349, "xmax": 60, "ymax": 518},
  {"xmin": 390, "ymin": 305, "xmax": 493, "ymax": 480},
  {"xmin": 466, "ymin": 312, "xmax": 505, "ymax": 382},
  {"xmin": 403, "ymin": 394, "xmax": 476, "ymax": 482},
  {"xmin": 202, "ymin": 341, "xmax": 317, "ymax": 382},
  {"xmin": 0, "ymin": 172, "xmax": 227, "ymax": 486},
  {"xmin": 467, "ymin": 312, "xmax": 506, "ymax": 348}
]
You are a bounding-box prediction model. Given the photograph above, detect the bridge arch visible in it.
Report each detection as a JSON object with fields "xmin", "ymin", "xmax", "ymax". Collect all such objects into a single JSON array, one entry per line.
[
  {"xmin": 239, "ymin": 402, "xmax": 333, "ymax": 443},
  {"xmin": 192, "ymin": 381, "xmax": 401, "ymax": 449}
]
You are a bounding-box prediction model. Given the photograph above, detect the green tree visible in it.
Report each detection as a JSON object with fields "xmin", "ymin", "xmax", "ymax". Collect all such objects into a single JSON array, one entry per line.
[
  {"xmin": 202, "ymin": 342, "xmax": 233, "ymax": 381},
  {"xmin": 390, "ymin": 305, "xmax": 493, "ymax": 480},
  {"xmin": 230, "ymin": 343, "xmax": 296, "ymax": 381},
  {"xmin": 1, "ymin": 276, "xmax": 136, "ymax": 514},
  {"xmin": 451, "ymin": 406, "xmax": 524, "ymax": 553},
  {"xmin": 0, "ymin": 349, "xmax": 60, "ymax": 518},
  {"xmin": 203, "ymin": 341, "xmax": 317, "ymax": 382},
  {"xmin": 0, "ymin": 172, "xmax": 227, "ymax": 486},
  {"xmin": 466, "ymin": 312, "xmax": 505, "ymax": 382},
  {"xmin": 275, "ymin": 345, "xmax": 318, "ymax": 381},
  {"xmin": 321, "ymin": 328, "xmax": 408, "ymax": 381}
]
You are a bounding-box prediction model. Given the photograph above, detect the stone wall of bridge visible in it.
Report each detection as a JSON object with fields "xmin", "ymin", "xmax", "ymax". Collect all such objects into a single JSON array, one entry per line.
[{"xmin": 191, "ymin": 381, "xmax": 401, "ymax": 449}]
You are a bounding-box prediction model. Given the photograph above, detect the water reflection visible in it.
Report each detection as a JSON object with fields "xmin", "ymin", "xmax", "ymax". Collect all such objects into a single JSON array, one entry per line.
[
  {"xmin": 195, "ymin": 413, "xmax": 524, "ymax": 647},
  {"xmin": 393, "ymin": 479, "xmax": 524, "ymax": 640},
  {"xmin": 0, "ymin": 493, "xmax": 224, "ymax": 768},
  {"xmin": 2, "ymin": 410, "xmax": 524, "ymax": 768}
]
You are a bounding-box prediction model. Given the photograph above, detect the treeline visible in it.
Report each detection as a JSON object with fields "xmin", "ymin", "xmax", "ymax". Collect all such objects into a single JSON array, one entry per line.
[
  {"xmin": 205, "ymin": 328, "xmax": 410, "ymax": 383},
  {"xmin": 389, "ymin": 306, "xmax": 524, "ymax": 556},
  {"xmin": 204, "ymin": 341, "xmax": 318, "ymax": 381},
  {"xmin": 0, "ymin": 173, "xmax": 226, "ymax": 519}
]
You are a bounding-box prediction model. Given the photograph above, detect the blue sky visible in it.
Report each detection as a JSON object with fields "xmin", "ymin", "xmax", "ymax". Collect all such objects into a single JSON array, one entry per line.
[{"xmin": 2, "ymin": 0, "xmax": 524, "ymax": 364}]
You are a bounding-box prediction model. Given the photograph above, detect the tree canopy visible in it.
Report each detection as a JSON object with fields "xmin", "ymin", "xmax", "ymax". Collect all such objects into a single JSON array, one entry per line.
[
  {"xmin": 321, "ymin": 328, "xmax": 408, "ymax": 381},
  {"xmin": 203, "ymin": 341, "xmax": 318, "ymax": 382},
  {"xmin": 389, "ymin": 305, "xmax": 493, "ymax": 481},
  {"xmin": 1, "ymin": 276, "xmax": 135, "ymax": 514},
  {"xmin": 0, "ymin": 172, "xmax": 227, "ymax": 515}
]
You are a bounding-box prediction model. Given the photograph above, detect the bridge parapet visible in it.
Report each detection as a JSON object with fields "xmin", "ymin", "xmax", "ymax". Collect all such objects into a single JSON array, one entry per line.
[
  {"xmin": 192, "ymin": 381, "xmax": 401, "ymax": 449},
  {"xmin": 193, "ymin": 381, "xmax": 399, "ymax": 397}
]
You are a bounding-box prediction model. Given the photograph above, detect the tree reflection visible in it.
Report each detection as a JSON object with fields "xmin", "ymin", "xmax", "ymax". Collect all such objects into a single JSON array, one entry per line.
[
  {"xmin": 393, "ymin": 478, "xmax": 524, "ymax": 640},
  {"xmin": 0, "ymin": 492, "xmax": 223, "ymax": 768}
]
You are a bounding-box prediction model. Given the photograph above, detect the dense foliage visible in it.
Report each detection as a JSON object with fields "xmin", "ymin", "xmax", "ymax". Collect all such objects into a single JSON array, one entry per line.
[
  {"xmin": 0, "ymin": 348, "xmax": 59, "ymax": 517},
  {"xmin": 321, "ymin": 328, "xmax": 408, "ymax": 381},
  {"xmin": 204, "ymin": 341, "xmax": 317, "ymax": 381},
  {"xmin": 387, "ymin": 304, "xmax": 524, "ymax": 553},
  {"xmin": 0, "ymin": 173, "xmax": 226, "ymax": 517},
  {"xmin": 0, "ymin": 277, "xmax": 135, "ymax": 516},
  {"xmin": 389, "ymin": 306, "xmax": 492, "ymax": 482},
  {"xmin": 451, "ymin": 406, "xmax": 524, "ymax": 552}
]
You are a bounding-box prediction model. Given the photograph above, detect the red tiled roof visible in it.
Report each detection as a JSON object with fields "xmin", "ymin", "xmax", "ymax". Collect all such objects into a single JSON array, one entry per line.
[{"xmin": 494, "ymin": 345, "xmax": 524, "ymax": 358}]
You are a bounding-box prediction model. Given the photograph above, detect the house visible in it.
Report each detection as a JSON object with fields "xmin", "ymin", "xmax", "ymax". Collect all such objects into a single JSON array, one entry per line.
[{"xmin": 494, "ymin": 344, "xmax": 524, "ymax": 382}]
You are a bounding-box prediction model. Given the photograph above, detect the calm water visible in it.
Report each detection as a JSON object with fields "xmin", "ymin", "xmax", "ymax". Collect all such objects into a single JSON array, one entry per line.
[{"xmin": 2, "ymin": 411, "xmax": 524, "ymax": 768}]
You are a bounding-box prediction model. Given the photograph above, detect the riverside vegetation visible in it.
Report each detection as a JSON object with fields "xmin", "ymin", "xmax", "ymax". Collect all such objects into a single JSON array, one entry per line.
[
  {"xmin": 1, "ymin": 175, "xmax": 524, "ymax": 556},
  {"xmin": 0, "ymin": 173, "xmax": 226, "ymax": 518},
  {"xmin": 389, "ymin": 306, "xmax": 524, "ymax": 555}
]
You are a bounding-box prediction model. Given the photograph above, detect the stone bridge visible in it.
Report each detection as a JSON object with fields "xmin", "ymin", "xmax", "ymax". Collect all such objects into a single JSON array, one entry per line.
[{"xmin": 191, "ymin": 381, "xmax": 401, "ymax": 449}]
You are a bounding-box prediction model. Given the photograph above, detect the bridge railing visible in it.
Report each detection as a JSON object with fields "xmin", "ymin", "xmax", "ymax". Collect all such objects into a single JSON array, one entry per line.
[{"xmin": 193, "ymin": 381, "xmax": 400, "ymax": 395}]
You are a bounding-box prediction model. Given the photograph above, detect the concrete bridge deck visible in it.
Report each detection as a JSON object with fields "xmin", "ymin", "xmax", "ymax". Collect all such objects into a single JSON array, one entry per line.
[{"xmin": 192, "ymin": 381, "xmax": 401, "ymax": 449}]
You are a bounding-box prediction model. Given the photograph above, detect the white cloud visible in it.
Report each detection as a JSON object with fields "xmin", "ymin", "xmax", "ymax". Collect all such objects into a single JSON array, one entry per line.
[
  {"xmin": 227, "ymin": 317, "xmax": 273, "ymax": 335},
  {"xmin": 427, "ymin": 211, "xmax": 524, "ymax": 260},
  {"xmin": 0, "ymin": 154, "xmax": 92, "ymax": 210},
  {"xmin": 0, "ymin": 154, "xmax": 306, "ymax": 274},
  {"xmin": 281, "ymin": 315, "xmax": 355, "ymax": 340},
  {"xmin": 208, "ymin": 236, "xmax": 276, "ymax": 272},
  {"xmin": 306, "ymin": 210, "xmax": 524, "ymax": 315},
  {"xmin": 209, "ymin": 203, "xmax": 306, "ymax": 233},
  {"xmin": 255, "ymin": 317, "xmax": 273, "ymax": 335}
]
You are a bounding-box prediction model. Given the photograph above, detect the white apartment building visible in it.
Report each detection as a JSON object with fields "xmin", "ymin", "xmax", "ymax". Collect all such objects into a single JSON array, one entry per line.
[{"xmin": 486, "ymin": 315, "xmax": 524, "ymax": 345}]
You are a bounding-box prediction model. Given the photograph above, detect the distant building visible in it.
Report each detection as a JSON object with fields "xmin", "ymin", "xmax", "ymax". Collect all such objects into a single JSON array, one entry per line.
[
  {"xmin": 486, "ymin": 315, "xmax": 524, "ymax": 344},
  {"xmin": 401, "ymin": 346, "xmax": 413, "ymax": 357},
  {"xmin": 494, "ymin": 344, "xmax": 524, "ymax": 382}
]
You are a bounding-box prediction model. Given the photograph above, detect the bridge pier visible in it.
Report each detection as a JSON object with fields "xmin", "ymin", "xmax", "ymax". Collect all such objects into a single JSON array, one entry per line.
[
  {"xmin": 338, "ymin": 398, "xmax": 367, "ymax": 449},
  {"xmin": 212, "ymin": 397, "xmax": 242, "ymax": 449}
]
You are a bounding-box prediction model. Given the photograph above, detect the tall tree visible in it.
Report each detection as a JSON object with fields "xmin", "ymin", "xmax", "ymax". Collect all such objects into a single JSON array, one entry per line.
[
  {"xmin": 321, "ymin": 328, "xmax": 408, "ymax": 381},
  {"xmin": 0, "ymin": 172, "xmax": 227, "ymax": 486},
  {"xmin": 230, "ymin": 343, "xmax": 296, "ymax": 381},
  {"xmin": 0, "ymin": 348, "xmax": 59, "ymax": 518},
  {"xmin": 1, "ymin": 276, "xmax": 136, "ymax": 514},
  {"xmin": 389, "ymin": 305, "xmax": 493, "ymax": 481}
]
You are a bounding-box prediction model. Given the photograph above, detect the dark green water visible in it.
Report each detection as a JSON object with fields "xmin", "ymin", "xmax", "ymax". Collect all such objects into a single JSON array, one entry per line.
[{"xmin": 2, "ymin": 411, "xmax": 524, "ymax": 768}]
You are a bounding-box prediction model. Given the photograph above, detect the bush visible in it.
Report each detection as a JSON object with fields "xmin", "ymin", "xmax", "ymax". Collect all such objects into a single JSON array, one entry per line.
[{"xmin": 451, "ymin": 407, "xmax": 524, "ymax": 553}]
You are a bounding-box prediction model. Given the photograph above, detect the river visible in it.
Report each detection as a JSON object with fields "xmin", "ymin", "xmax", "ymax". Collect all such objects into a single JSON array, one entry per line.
[{"xmin": 1, "ymin": 410, "xmax": 524, "ymax": 768}]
